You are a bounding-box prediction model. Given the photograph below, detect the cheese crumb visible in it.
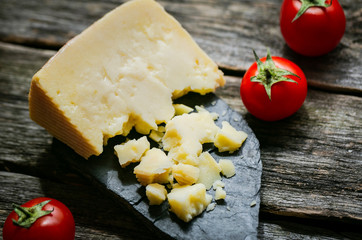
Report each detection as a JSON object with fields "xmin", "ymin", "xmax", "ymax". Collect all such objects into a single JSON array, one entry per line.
[
  {"xmin": 172, "ymin": 163, "xmax": 200, "ymax": 185},
  {"xmin": 214, "ymin": 121, "xmax": 248, "ymax": 153},
  {"xmin": 162, "ymin": 111, "xmax": 219, "ymax": 165},
  {"xmin": 114, "ymin": 136, "xmax": 150, "ymax": 167},
  {"xmin": 173, "ymin": 104, "xmax": 194, "ymax": 115},
  {"xmin": 212, "ymin": 180, "xmax": 225, "ymax": 190},
  {"xmin": 219, "ymin": 159, "xmax": 236, "ymax": 178},
  {"xmin": 215, "ymin": 187, "xmax": 226, "ymax": 200},
  {"xmin": 167, "ymin": 183, "xmax": 212, "ymax": 222},
  {"xmin": 197, "ymin": 152, "xmax": 221, "ymax": 190},
  {"xmin": 146, "ymin": 183, "xmax": 167, "ymax": 205},
  {"xmin": 206, "ymin": 202, "xmax": 216, "ymax": 212},
  {"xmin": 134, "ymin": 148, "xmax": 173, "ymax": 186}
]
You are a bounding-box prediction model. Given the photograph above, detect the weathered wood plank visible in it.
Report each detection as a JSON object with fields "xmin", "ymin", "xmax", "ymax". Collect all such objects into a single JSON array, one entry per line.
[
  {"xmin": 1, "ymin": 171, "xmax": 361, "ymax": 240},
  {"xmin": 0, "ymin": 171, "xmax": 158, "ymax": 239},
  {"xmin": 0, "ymin": 0, "xmax": 361, "ymax": 93},
  {"xmin": 1, "ymin": 41, "xmax": 361, "ymax": 224},
  {"xmin": 217, "ymin": 75, "xmax": 362, "ymax": 222}
]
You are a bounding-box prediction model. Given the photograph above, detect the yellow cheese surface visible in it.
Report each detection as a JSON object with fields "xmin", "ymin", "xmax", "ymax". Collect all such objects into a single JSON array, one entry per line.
[
  {"xmin": 114, "ymin": 136, "xmax": 150, "ymax": 167},
  {"xmin": 218, "ymin": 159, "xmax": 236, "ymax": 178},
  {"xmin": 172, "ymin": 163, "xmax": 200, "ymax": 186},
  {"xmin": 214, "ymin": 121, "xmax": 248, "ymax": 153},
  {"xmin": 162, "ymin": 111, "xmax": 220, "ymax": 165},
  {"xmin": 133, "ymin": 148, "xmax": 173, "ymax": 186},
  {"xmin": 146, "ymin": 183, "xmax": 167, "ymax": 205},
  {"xmin": 29, "ymin": 0, "xmax": 225, "ymax": 159},
  {"xmin": 167, "ymin": 183, "xmax": 212, "ymax": 222},
  {"xmin": 196, "ymin": 152, "xmax": 222, "ymax": 190}
]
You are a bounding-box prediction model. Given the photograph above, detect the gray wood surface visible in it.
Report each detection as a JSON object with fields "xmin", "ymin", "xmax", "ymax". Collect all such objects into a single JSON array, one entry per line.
[
  {"xmin": 0, "ymin": 0, "xmax": 361, "ymax": 93},
  {"xmin": 1, "ymin": 0, "xmax": 361, "ymax": 239}
]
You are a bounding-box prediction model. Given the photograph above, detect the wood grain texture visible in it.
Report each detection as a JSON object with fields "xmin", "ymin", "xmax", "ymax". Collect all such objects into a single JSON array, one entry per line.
[
  {"xmin": 0, "ymin": 0, "xmax": 361, "ymax": 93},
  {"xmin": 1, "ymin": 40, "xmax": 361, "ymax": 225},
  {"xmin": 1, "ymin": 172, "xmax": 361, "ymax": 239},
  {"xmin": 0, "ymin": 171, "xmax": 157, "ymax": 240}
]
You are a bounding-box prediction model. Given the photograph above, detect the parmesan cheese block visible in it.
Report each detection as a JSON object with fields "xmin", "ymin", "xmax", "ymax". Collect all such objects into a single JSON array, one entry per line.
[
  {"xmin": 167, "ymin": 183, "xmax": 212, "ymax": 222},
  {"xmin": 28, "ymin": 0, "xmax": 225, "ymax": 159}
]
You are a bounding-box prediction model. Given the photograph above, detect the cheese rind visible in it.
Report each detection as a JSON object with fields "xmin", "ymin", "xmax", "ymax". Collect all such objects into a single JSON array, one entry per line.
[{"xmin": 29, "ymin": 0, "xmax": 225, "ymax": 159}]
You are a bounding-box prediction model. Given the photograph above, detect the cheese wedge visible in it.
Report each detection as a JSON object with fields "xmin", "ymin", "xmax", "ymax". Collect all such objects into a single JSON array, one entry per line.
[{"xmin": 29, "ymin": 0, "xmax": 225, "ymax": 159}]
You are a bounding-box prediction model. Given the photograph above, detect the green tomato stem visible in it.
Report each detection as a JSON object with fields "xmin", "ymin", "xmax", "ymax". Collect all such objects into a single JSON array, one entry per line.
[
  {"xmin": 292, "ymin": 0, "xmax": 332, "ymax": 22},
  {"xmin": 250, "ymin": 49, "xmax": 300, "ymax": 100},
  {"xmin": 12, "ymin": 200, "xmax": 54, "ymax": 228}
]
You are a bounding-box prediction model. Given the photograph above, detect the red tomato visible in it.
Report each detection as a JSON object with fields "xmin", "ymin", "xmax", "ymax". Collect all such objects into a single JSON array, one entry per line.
[
  {"xmin": 240, "ymin": 50, "xmax": 307, "ymax": 121},
  {"xmin": 3, "ymin": 197, "xmax": 75, "ymax": 240},
  {"xmin": 280, "ymin": 0, "xmax": 346, "ymax": 56}
]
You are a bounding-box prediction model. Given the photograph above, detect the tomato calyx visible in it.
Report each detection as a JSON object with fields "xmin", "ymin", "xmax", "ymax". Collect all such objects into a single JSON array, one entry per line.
[
  {"xmin": 293, "ymin": 0, "xmax": 332, "ymax": 22},
  {"xmin": 11, "ymin": 200, "xmax": 54, "ymax": 228},
  {"xmin": 250, "ymin": 49, "xmax": 300, "ymax": 100}
]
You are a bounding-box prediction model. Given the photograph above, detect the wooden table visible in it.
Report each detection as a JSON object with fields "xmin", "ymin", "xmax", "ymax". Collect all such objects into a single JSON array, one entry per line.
[{"xmin": 1, "ymin": 0, "xmax": 361, "ymax": 239}]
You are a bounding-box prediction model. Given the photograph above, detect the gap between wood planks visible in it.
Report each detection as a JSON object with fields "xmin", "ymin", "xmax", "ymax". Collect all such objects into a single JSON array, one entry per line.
[
  {"xmin": 218, "ymin": 64, "xmax": 362, "ymax": 98},
  {"xmin": 2, "ymin": 38, "xmax": 361, "ymax": 98}
]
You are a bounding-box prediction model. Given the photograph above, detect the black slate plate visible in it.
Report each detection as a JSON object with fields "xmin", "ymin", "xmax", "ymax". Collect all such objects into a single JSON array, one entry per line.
[{"xmin": 53, "ymin": 93, "xmax": 261, "ymax": 240}]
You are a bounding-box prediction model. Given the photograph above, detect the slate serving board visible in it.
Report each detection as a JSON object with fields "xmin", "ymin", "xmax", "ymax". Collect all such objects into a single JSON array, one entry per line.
[{"xmin": 54, "ymin": 93, "xmax": 262, "ymax": 240}]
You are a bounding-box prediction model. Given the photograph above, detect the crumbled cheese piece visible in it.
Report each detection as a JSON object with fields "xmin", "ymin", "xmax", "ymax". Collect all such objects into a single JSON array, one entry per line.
[
  {"xmin": 173, "ymin": 104, "xmax": 194, "ymax": 115},
  {"xmin": 197, "ymin": 152, "xmax": 221, "ymax": 190},
  {"xmin": 146, "ymin": 183, "xmax": 167, "ymax": 205},
  {"xmin": 114, "ymin": 136, "xmax": 150, "ymax": 167},
  {"xmin": 212, "ymin": 180, "xmax": 225, "ymax": 190},
  {"xmin": 195, "ymin": 105, "xmax": 218, "ymax": 120},
  {"xmin": 167, "ymin": 183, "xmax": 212, "ymax": 222},
  {"xmin": 206, "ymin": 202, "xmax": 216, "ymax": 212},
  {"xmin": 149, "ymin": 130, "xmax": 163, "ymax": 142},
  {"xmin": 218, "ymin": 159, "xmax": 236, "ymax": 178},
  {"xmin": 134, "ymin": 148, "xmax": 173, "ymax": 186},
  {"xmin": 250, "ymin": 200, "xmax": 257, "ymax": 207},
  {"xmin": 215, "ymin": 187, "xmax": 226, "ymax": 200},
  {"xmin": 172, "ymin": 163, "xmax": 199, "ymax": 185},
  {"xmin": 214, "ymin": 121, "xmax": 248, "ymax": 153},
  {"xmin": 162, "ymin": 111, "xmax": 219, "ymax": 165}
]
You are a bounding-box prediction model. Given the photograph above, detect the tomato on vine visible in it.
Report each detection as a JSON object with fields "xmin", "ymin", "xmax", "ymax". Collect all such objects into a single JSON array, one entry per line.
[
  {"xmin": 240, "ymin": 49, "xmax": 307, "ymax": 121},
  {"xmin": 3, "ymin": 197, "xmax": 75, "ymax": 240},
  {"xmin": 280, "ymin": 0, "xmax": 346, "ymax": 56}
]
